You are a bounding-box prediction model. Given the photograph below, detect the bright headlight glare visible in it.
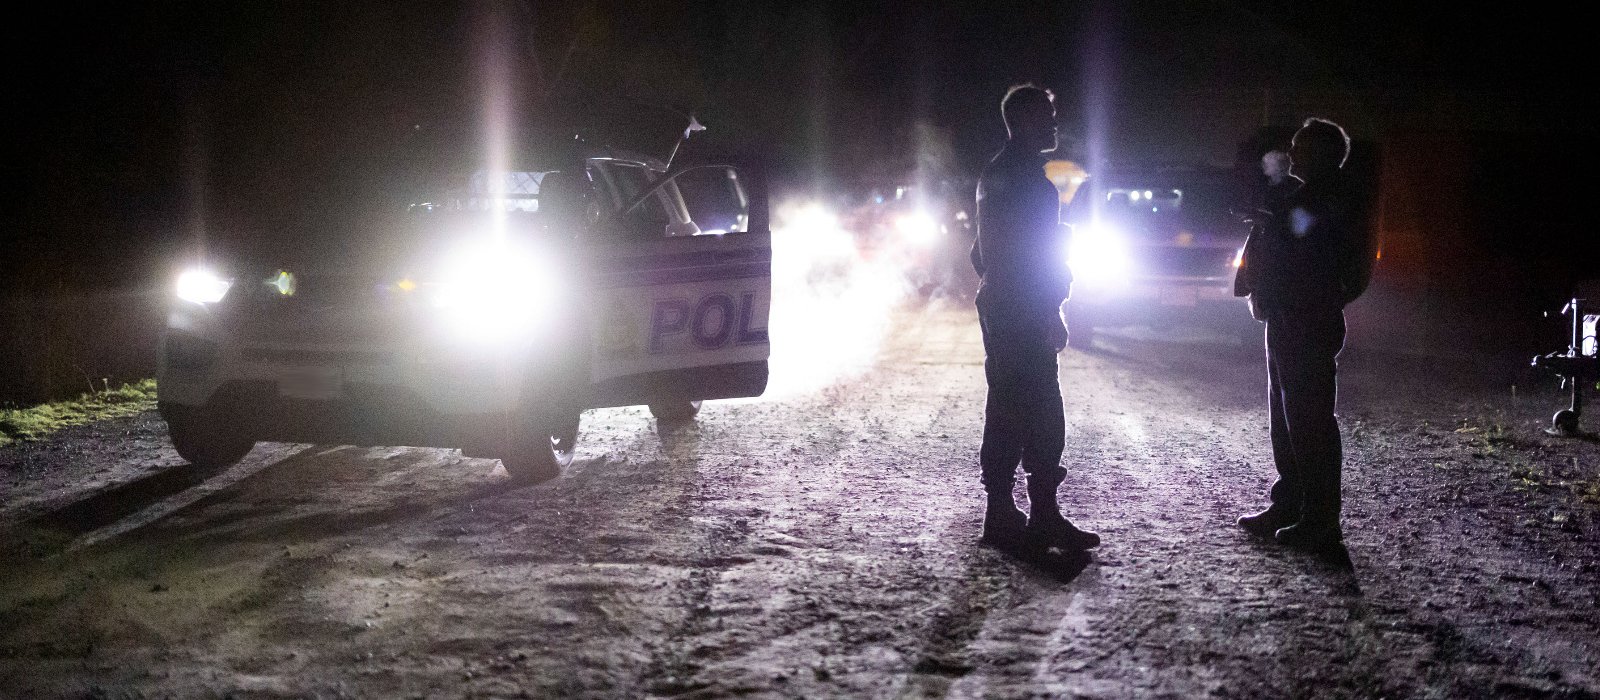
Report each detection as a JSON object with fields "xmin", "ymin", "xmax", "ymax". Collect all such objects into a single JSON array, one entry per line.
[
  {"xmin": 175, "ymin": 268, "xmax": 232, "ymax": 304},
  {"xmin": 1067, "ymin": 223, "xmax": 1132, "ymax": 282},
  {"xmin": 895, "ymin": 211, "xmax": 941, "ymax": 247},
  {"xmin": 430, "ymin": 238, "xmax": 560, "ymax": 341},
  {"xmin": 786, "ymin": 203, "xmax": 855, "ymax": 259}
]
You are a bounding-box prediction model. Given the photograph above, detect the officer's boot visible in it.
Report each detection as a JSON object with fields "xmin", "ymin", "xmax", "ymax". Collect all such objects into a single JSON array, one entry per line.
[
  {"xmin": 1237, "ymin": 504, "xmax": 1301, "ymax": 538},
  {"xmin": 1024, "ymin": 479, "xmax": 1100, "ymax": 551},
  {"xmin": 1276, "ymin": 473, "xmax": 1346, "ymax": 560},
  {"xmin": 1274, "ymin": 513, "xmax": 1344, "ymax": 555},
  {"xmin": 981, "ymin": 486, "xmax": 1028, "ymax": 550}
]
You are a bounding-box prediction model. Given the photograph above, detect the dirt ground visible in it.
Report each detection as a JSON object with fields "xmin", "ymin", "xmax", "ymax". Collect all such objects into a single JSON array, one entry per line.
[{"xmin": 2, "ymin": 304, "xmax": 1597, "ymax": 699}]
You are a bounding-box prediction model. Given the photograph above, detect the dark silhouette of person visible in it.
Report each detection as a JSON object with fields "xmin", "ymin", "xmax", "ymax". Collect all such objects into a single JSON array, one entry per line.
[
  {"xmin": 971, "ymin": 84, "xmax": 1099, "ymax": 553},
  {"xmin": 1235, "ymin": 118, "xmax": 1374, "ymax": 555}
]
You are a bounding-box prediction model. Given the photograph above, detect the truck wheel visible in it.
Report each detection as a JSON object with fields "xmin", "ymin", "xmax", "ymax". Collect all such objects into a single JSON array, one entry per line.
[
  {"xmin": 502, "ymin": 411, "xmax": 579, "ymax": 483},
  {"xmin": 649, "ymin": 400, "xmax": 702, "ymax": 422},
  {"xmin": 159, "ymin": 401, "xmax": 255, "ymax": 469},
  {"xmin": 1550, "ymin": 409, "xmax": 1581, "ymax": 436}
]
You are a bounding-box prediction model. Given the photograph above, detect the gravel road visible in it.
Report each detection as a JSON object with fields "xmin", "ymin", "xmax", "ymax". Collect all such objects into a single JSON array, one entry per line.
[{"xmin": 3, "ymin": 304, "xmax": 1597, "ymax": 698}]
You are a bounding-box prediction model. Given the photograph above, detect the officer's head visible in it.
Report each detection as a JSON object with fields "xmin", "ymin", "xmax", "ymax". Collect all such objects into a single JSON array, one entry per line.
[
  {"xmin": 1001, "ymin": 84, "xmax": 1057, "ymax": 154},
  {"xmin": 1289, "ymin": 118, "xmax": 1350, "ymax": 182}
]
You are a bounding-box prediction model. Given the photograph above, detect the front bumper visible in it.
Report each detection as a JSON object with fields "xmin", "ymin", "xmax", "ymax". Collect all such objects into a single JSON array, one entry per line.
[
  {"xmin": 1068, "ymin": 277, "xmax": 1250, "ymax": 328},
  {"xmin": 157, "ymin": 299, "xmax": 560, "ymax": 445}
]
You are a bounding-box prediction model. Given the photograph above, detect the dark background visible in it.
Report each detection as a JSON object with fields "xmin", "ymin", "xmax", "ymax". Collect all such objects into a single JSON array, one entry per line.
[{"xmin": 2, "ymin": 1, "xmax": 1595, "ymax": 402}]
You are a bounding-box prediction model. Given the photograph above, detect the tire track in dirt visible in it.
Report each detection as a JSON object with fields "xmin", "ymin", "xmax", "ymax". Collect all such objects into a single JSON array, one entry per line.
[
  {"xmin": 632, "ymin": 306, "xmax": 1030, "ymax": 698},
  {"xmin": 945, "ymin": 332, "xmax": 1345, "ymax": 697}
]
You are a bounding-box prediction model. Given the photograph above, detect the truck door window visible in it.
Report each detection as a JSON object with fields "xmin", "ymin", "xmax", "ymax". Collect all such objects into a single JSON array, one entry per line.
[
  {"xmin": 673, "ymin": 166, "xmax": 749, "ymax": 234},
  {"xmin": 605, "ymin": 163, "xmax": 678, "ymax": 239}
]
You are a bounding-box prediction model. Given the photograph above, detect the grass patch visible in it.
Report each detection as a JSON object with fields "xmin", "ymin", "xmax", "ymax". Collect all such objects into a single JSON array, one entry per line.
[{"xmin": 0, "ymin": 379, "xmax": 157, "ymax": 448}]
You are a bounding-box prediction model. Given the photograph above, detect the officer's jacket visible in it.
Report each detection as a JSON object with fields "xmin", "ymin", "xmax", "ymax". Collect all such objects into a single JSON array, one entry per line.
[
  {"xmin": 1249, "ymin": 171, "xmax": 1374, "ymax": 314},
  {"xmin": 972, "ymin": 143, "xmax": 1071, "ymax": 316},
  {"xmin": 1233, "ymin": 175, "xmax": 1303, "ymax": 302}
]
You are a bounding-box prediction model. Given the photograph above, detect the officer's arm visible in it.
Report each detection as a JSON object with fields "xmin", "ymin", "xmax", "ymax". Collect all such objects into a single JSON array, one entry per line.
[
  {"xmin": 1035, "ymin": 184, "xmax": 1072, "ymax": 308},
  {"xmin": 978, "ymin": 173, "xmax": 1025, "ymax": 284}
]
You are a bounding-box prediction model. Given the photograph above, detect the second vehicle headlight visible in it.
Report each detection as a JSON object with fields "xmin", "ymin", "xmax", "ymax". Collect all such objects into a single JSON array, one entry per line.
[{"xmin": 1067, "ymin": 222, "xmax": 1132, "ymax": 284}]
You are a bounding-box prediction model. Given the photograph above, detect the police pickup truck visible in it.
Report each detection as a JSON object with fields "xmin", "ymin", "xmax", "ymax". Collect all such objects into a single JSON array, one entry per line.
[{"xmin": 158, "ymin": 149, "xmax": 769, "ymax": 482}]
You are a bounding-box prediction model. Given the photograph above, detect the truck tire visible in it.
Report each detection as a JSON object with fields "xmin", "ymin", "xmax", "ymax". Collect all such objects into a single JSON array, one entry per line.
[
  {"xmin": 159, "ymin": 401, "xmax": 256, "ymax": 469},
  {"xmin": 1550, "ymin": 409, "xmax": 1581, "ymax": 436},
  {"xmin": 649, "ymin": 400, "xmax": 702, "ymax": 422},
  {"xmin": 502, "ymin": 411, "xmax": 579, "ymax": 483}
]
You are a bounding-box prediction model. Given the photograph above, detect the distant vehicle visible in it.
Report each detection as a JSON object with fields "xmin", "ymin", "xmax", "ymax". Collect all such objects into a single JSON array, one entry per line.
[
  {"xmin": 1061, "ymin": 167, "xmax": 1253, "ymax": 346},
  {"xmin": 158, "ymin": 145, "xmax": 770, "ymax": 482},
  {"xmin": 839, "ymin": 179, "xmax": 975, "ymax": 297}
]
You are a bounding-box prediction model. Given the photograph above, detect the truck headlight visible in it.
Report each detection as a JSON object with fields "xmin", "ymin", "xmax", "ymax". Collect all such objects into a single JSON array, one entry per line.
[
  {"xmin": 175, "ymin": 268, "xmax": 233, "ymax": 304},
  {"xmin": 429, "ymin": 238, "xmax": 561, "ymax": 341},
  {"xmin": 1067, "ymin": 223, "xmax": 1131, "ymax": 284}
]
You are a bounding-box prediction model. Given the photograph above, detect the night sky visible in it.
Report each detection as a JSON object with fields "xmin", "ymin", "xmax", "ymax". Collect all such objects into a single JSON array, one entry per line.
[{"xmin": 1, "ymin": 1, "xmax": 1589, "ymax": 292}]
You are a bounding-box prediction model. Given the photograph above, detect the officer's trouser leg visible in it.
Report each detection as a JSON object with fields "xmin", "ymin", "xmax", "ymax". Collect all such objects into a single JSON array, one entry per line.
[
  {"xmin": 980, "ymin": 378, "xmax": 1027, "ymax": 494},
  {"xmin": 979, "ymin": 309, "xmax": 1067, "ymax": 495},
  {"xmin": 1266, "ymin": 310, "xmax": 1346, "ymax": 526},
  {"xmin": 1019, "ymin": 348, "xmax": 1066, "ymax": 493},
  {"xmin": 980, "ymin": 311, "xmax": 1026, "ymax": 494},
  {"xmin": 1265, "ymin": 346, "xmax": 1300, "ymax": 513}
]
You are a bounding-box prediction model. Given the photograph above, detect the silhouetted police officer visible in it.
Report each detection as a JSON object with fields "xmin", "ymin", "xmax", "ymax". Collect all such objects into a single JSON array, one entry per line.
[
  {"xmin": 971, "ymin": 84, "xmax": 1099, "ymax": 553},
  {"xmin": 1236, "ymin": 118, "xmax": 1374, "ymax": 555}
]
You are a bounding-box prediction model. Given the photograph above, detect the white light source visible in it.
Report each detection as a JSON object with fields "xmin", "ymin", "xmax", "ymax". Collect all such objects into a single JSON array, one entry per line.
[
  {"xmin": 894, "ymin": 210, "xmax": 941, "ymax": 248},
  {"xmin": 429, "ymin": 238, "xmax": 560, "ymax": 341},
  {"xmin": 175, "ymin": 268, "xmax": 232, "ymax": 304},
  {"xmin": 1067, "ymin": 222, "xmax": 1132, "ymax": 285},
  {"xmin": 783, "ymin": 202, "xmax": 856, "ymax": 262}
]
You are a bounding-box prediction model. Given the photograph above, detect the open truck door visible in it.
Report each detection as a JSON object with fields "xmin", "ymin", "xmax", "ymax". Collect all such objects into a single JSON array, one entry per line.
[{"xmin": 583, "ymin": 161, "xmax": 770, "ymax": 418}]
